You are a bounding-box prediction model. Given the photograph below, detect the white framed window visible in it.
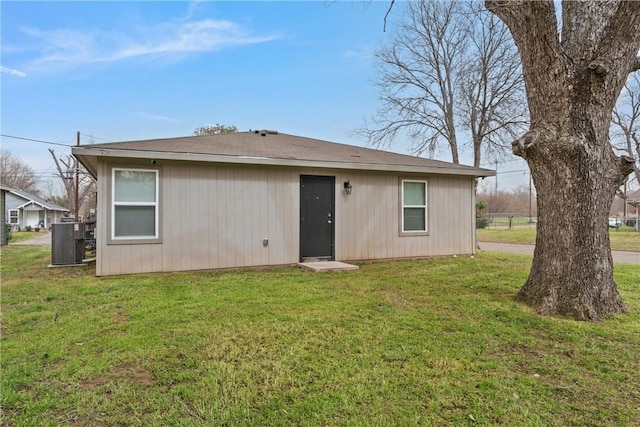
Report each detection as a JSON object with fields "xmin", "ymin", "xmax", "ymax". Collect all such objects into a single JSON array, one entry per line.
[
  {"xmin": 401, "ymin": 179, "xmax": 427, "ymax": 233},
  {"xmin": 9, "ymin": 209, "xmax": 18, "ymax": 224},
  {"xmin": 111, "ymin": 168, "xmax": 159, "ymax": 240}
]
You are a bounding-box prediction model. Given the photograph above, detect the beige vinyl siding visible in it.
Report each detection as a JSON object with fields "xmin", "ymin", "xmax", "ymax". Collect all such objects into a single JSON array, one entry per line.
[
  {"xmin": 333, "ymin": 172, "xmax": 474, "ymax": 262},
  {"xmin": 95, "ymin": 159, "xmax": 475, "ymax": 276},
  {"xmin": 97, "ymin": 160, "xmax": 300, "ymax": 276}
]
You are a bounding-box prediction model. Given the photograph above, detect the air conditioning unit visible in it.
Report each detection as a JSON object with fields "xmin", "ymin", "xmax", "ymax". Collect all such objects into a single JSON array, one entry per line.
[{"xmin": 51, "ymin": 223, "xmax": 85, "ymax": 265}]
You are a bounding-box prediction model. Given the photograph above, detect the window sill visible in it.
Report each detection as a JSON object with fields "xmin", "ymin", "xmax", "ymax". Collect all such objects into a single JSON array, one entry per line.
[
  {"xmin": 399, "ymin": 231, "xmax": 429, "ymax": 237},
  {"xmin": 107, "ymin": 237, "xmax": 162, "ymax": 245}
]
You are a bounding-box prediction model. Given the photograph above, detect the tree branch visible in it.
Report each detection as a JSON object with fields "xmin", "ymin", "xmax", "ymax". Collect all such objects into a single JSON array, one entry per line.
[
  {"xmin": 511, "ymin": 129, "xmax": 539, "ymax": 158},
  {"xmin": 592, "ymin": 2, "xmax": 640, "ymax": 89},
  {"xmin": 383, "ymin": 0, "xmax": 395, "ymax": 32},
  {"xmin": 485, "ymin": 0, "xmax": 562, "ymax": 124},
  {"xmin": 596, "ymin": 2, "xmax": 640, "ymax": 59},
  {"xmin": 484, "ymin": 0, "xmax": 560, "ymax": 64},
  {"xmin": 617, "ymin": 155, "xmax": 637, "ymax": 183}
]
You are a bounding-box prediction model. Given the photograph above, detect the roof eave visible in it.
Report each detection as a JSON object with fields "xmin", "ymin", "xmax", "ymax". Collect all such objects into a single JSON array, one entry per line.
[
  {"xmin": 16, "ymin": 199, "xmax": 68, "ymax": 212},
  {"xmin": 73, "ymin": 152, "xmax": 98, "ymax": 179},
  {"xmin": 72, "ymin": 147, "xmax": 496, "ymax": 178}
]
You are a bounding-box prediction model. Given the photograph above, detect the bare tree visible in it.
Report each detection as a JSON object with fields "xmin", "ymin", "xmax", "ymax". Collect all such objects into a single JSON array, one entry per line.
[
  {"xmin": 48, "ymin": 149, "xmax": 96, "ymax": 219},
  {"xmin": 611, "ymin": 73, "xmax": 640, "ymax": 185},
  {"xmin": 459, "ymin": 2, "xmax": 528, "ymax": 167},
  {"xmin": 477, "ymin": 184, "xmax": 537, "ymax": 216},
  {"xmin": 0, "ymin": 150, "xmax": 39, "ymax": 194},
  {"xmin": 486, "ymin": 0, "xmax": 640, "ymax": 320},
  {"xmin": 363, "ymin": 1, "xmax": 465, "ymax": 162},
  {"xmin": 361, "ymin": 0, "xmax": 527, "ymax": 167},
  {"xmin": 193, "ymin": 123, "xmax": 238, "ymax": 136}
]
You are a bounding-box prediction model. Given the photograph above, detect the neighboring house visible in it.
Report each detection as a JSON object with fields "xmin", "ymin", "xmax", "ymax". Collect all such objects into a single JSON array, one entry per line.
[
  {"xmin": 1, "ymin": 185, "xmax": 69, "ymax": 230},
  {"xmin": 610, "ymin": 189, "xmax": 640, "ymax": 223},
  {"xmin": 627, "ymin": 189, "xmax": 640, "ymax": 209},
  {"xmin": 73, "ymin": 130, "xmax": 495, "ymax": 276},
  {"xmin": 623, "ymin": 189, "xmax": 640, "ymax": 230},
  {"xmin": 1, "ymin": 187, "xmax": 7, "ymax": 245}
]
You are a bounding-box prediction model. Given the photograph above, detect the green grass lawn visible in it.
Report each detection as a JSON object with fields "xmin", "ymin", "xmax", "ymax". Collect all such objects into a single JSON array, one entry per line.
[
  {"xmin": 7, "ymin": 231, "xmax": 44, "ymax": 243},
  {"xmin": 478, "ymin": 228, "xmax": 640, "ymax": 252},
  {"xmin": 2, "ymin": 246, "xmax": 640, "ymax": 426}
]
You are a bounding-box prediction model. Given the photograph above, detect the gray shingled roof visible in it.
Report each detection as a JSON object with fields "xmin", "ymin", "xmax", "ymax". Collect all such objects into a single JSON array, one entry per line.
[
  {"xmin": 73, "ymin": 131, "xmax": 495, "ymax": 178},
  {"xmin": 1, "ymin": 185, "xmax": 69, "ymax": 212}
]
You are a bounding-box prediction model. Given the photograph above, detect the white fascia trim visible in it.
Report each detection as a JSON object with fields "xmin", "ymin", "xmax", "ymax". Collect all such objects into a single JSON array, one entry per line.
[
  {"xmin": 17, "ymin": 201, "xmax": 45, "ymax": 210},
  {"xmin": 73, "ymin": 147, "xmax": 496, "ymax": 178}
]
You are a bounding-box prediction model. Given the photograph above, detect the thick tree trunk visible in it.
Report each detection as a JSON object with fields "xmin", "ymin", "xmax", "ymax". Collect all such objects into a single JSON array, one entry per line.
[
  {"xmin": 485, "ymin": 0, "xmax": 640, "ymax": 321},
  {"xmin": 511, "ymin": 64, "xmax": 634, "ymax": 320},
  {"xmin": 517, "ymin": 127, "xmax": 627, "ymax": 320}
]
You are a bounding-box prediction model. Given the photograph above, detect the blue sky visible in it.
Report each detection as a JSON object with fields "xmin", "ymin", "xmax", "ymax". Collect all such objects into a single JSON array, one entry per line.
[{"xmin": 1, "ymin": 1, "xmax": 525, "ymax": 193}]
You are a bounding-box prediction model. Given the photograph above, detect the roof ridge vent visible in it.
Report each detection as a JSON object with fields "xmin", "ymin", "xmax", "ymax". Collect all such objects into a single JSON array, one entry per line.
[{"xmin": 255, "ymin": 129, "xmax": 278, "ymax": 136}]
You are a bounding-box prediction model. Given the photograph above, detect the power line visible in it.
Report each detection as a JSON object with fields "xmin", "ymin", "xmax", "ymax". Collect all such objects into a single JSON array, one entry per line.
[
  {"xmin": 0, "ymin": 134, "xmax": 72, "ymax": 148},
  {"xmin": 3, "ymin": 173, "xmax": 58, "ymax": 177},
  {"xmin": 81, "ymin": 134, "xmax": 112, "ymax": 143},
  {"xmin": 498, "ymin": 169, "xmax": 529, "ymax": 175},
  {"xmin": 2, "ymin": 132, "xmax": 113, "ymax": 146},
  {"xmin": 480, "ymin": 158, "xmax": 525, "ymax": 167}
]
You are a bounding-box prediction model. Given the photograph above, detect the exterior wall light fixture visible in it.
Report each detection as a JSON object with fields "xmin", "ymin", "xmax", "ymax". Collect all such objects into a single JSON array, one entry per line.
[{"xmin": 344, "ymin": 181, "xmax": 352, "ymax": 195}]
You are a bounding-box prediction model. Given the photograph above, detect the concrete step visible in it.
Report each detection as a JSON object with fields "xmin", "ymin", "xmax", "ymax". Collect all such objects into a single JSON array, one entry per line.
[{"xmin": 298, "ymin": 261, "xmax": 359, "ymax": 272}]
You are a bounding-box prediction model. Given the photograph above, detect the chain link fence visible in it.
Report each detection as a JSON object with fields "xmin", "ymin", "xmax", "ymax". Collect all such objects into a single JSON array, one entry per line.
[{"xmin": 477, "ymin": 213, "xmax": 537, "ymax": 229}]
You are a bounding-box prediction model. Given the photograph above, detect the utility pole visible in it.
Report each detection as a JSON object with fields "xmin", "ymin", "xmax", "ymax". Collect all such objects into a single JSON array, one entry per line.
[
  {"xmin": 494, "ymin": 160, "xmax": 498, "ymax": 197},
  {"xmin": 529, "ymin": 171, "xmax": 533, "ymax": 226},
  {"xmin": 623, "ymin": 178, "xmax": 628, "ymax": 222},
  {"xmin": 75, "ymin": 131, "xmax": 80, "ymax": 221}
]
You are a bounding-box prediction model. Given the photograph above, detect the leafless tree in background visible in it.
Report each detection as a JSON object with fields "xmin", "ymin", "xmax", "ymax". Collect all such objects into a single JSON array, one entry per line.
[
  {"xmin": 477, "ymin": 184, "xmax": 537, "ymax": 216},
  {"xmin": 193, "ymin": 123, "xmax": 238, "ymax": 136},
  {"xmin": 611, "ymin": 73, "xmax": 640, "ymax": 186},
  {"xmin": 364, "ymin": 1, "xmax": 464, "ymax": 163},
  {"xmin": 0, "ymin": 150, "xmax": 39, "ymax": 195},
  {"xmin": 459, "ymin": 2, "xmax": 528, "ymax": 167},
  {"xmin": 48, "ymin": 149, "xmax": 96, "ymax": 219},
  {"xmin": 360, "ymin": 0, "xmax": 527, "ymax": 167}
]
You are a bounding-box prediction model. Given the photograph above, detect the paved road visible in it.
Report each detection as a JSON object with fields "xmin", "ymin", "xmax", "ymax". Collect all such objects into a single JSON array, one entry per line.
[
  {"xmin": 9, "ymin": 231, "xmax": 52, "ymax": 247},
  {"xmin": 479, "ymin": 242, "xmax": 640, "ymax": 265}
]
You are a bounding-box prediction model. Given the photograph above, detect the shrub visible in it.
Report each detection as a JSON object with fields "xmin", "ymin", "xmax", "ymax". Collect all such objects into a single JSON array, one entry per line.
[{"xmin": 476, "ymin": 218, "xmax": 490, "ymax": 229}]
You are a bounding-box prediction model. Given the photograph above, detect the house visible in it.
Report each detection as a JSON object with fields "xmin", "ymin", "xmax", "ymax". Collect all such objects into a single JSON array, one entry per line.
[
  {"xmin": 72, "ymin": 130, "xmax": 495, "ymax": 276},
  {"xmin": 610, "ymin": 188, "xmax": 640, "ymax": 228},
  {"xmin": 1, "ymin": 185, "xmax": 69, "ymax": 230},
  {"xmin": 1, "ymin": 187, "xmax": 7, "ymax": 245}
]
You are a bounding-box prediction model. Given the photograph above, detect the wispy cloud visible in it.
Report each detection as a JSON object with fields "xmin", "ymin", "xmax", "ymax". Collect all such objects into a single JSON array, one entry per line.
[
  {"xmin": 183, "ymin": 0, "xmax": 205, "ymax": 21},
  {"xmin": 104, "ymin": 20, "xmax": 279, "ymax": 62},
  {"xmin": 131, "ymin": 112, "xmax": 181, "ymax": 123},
  {"xmin": 20, "ymin": 17, "xmax": 280, "ymax": 70},
  {"xmin": 1, "ymin": 66, "xmax": 27, "ymax": 77},
  {"xmin": 342, "ymin": 46, "xmax": 373, "ymax": 63}
]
